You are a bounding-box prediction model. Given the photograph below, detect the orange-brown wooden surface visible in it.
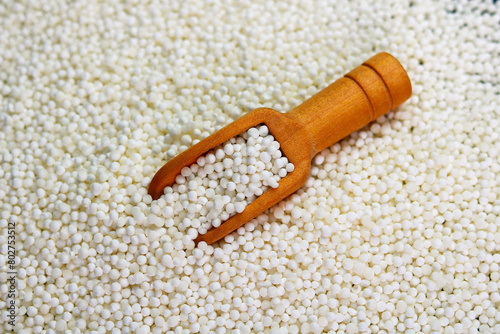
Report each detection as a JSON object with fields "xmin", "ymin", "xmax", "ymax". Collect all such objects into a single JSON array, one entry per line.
[{"xmin": 149, "ymin": 52, "xmax": 412, "ymax": 245}]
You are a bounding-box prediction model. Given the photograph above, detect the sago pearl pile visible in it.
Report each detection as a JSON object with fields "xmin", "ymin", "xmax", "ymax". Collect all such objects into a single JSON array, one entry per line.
[
  {"xmin": 161, "ymin": 125, "xmax": 293, "ymax": 241},
  {"xmin": 1, "ymin": 0, "xmax": 500, "ymax": 333}
]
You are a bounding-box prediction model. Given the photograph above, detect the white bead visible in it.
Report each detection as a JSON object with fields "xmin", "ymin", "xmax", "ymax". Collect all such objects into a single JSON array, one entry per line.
[{"xmin": 9, "ymin": 1, "xmax": 499, "ymax": 332}]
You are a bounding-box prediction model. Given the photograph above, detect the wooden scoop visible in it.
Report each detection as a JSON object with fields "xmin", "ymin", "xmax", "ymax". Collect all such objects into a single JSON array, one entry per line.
[{"xmin": 149, "ymin": 52, "xmax": 412, "ymax": 245}]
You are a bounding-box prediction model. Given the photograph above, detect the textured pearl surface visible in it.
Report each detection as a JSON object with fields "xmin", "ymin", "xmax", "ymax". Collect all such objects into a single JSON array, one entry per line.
[
  {"xmin": 1, "ymin": 0, "xmax": 499, "ymax": 333},
  {"xmin": 163, "ymin": 125, "xmax": 291, "ymax": 240}
]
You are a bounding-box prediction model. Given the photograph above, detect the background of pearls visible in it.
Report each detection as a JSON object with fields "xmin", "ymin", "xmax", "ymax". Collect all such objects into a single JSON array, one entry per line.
[{"xmin": 0, "ymin": 0, "xmax": 499, "ymax": 333}]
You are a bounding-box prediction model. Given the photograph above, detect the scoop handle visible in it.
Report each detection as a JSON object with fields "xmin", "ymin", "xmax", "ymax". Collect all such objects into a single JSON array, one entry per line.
[{"xmin": 286, "ymin": 52, "xmax": 412, "ymax": 157}]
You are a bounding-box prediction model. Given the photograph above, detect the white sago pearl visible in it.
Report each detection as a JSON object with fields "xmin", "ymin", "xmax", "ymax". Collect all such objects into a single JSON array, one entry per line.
[
  {"xmin": 4, "ymin": 0, "xmax": 500, "ymax": 333},
  {"xmin": 162, "ymin": 125, "xmax": 293, "ymax": 236}
]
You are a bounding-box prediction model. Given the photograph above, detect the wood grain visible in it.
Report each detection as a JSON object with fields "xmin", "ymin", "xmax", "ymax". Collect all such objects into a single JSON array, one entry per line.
[{"xmin": 149, "ymin": 52, "xmax": 412, "ymax": 245}]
